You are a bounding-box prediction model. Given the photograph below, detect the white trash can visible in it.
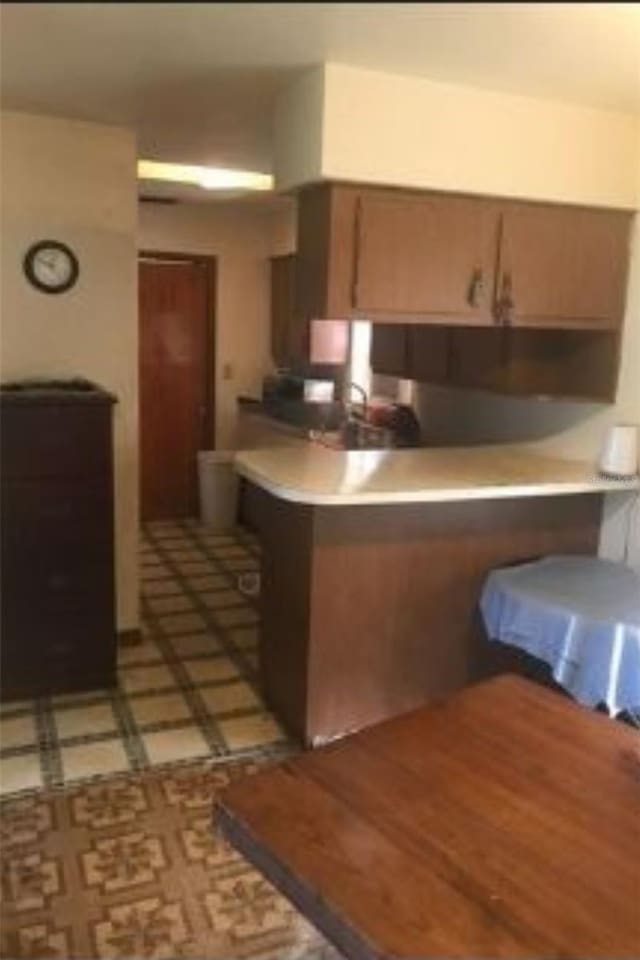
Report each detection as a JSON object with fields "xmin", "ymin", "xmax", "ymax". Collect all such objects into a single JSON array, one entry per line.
[{"xmin": 197, "ymin": 450, "xmax": 238, "ymax": 530}]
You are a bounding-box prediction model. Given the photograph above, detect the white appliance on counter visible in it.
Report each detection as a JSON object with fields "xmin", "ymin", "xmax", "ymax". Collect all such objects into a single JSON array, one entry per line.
[
  {"xmin": 598, "ymin": 424, "xmax": 639, "ymax": 479},
  {"xmin": 303, "ymin": 379, "xmax": 335, "ymax": 403}
]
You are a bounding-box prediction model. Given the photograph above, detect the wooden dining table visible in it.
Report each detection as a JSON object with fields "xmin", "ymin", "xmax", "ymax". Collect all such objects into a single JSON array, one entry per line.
[{"xmin": 216, "ymin": 675, "xmax": 640, "ymax": 959}]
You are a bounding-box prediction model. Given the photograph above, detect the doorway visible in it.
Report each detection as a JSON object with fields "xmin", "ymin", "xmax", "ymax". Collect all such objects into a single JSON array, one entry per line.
[{"xmin": 138, "ymin": 251, "xmax": 216, "ymax": 521}]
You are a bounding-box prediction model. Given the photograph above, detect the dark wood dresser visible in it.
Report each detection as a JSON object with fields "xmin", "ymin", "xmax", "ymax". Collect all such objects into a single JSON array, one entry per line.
[{"xmin": 1, "ymin": 379, "xmax": 117, "ymax": 700}]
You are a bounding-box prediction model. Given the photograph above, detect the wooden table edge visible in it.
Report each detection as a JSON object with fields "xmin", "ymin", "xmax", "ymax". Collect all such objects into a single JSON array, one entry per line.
[
  {"xmin": 215, "ymin": 677, "xmax": 640, "ymax": 960},
  {"xmin": 215, "ymin": 801, "xmax": 392, "ymax": 960}
]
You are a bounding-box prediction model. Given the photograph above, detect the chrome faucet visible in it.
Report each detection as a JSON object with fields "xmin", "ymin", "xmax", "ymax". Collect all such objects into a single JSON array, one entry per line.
[
  {"xmin": 341, "ymin": 381, "xmax": 379, "ymax": 449},
  {"xmin": 311, "ymin": 380, "xmax": 390, "ymax": 450},
  {"xmin": 343, "ymin": 381, "xmax": 368, "ymax": 417}
]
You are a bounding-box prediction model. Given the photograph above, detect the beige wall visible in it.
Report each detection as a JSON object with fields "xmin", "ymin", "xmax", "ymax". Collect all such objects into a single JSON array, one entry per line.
[
  {"xmin": 274, "ymin": 66, "xmax": 326, "ymax": 192},
  {"xmin": 276, "ymin": 63, "xmax": 639, "ymax": 209},
  {"xmin": 138, "ymin": 200, "xmax": 295, "ymax": 448},
  {"xmin": 0, "ymin": 110, "xmax": 139, "ymax": 630}
]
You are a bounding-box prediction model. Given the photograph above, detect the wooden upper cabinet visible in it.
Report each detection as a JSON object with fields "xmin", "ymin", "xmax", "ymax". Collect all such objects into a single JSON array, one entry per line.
[
  {"xmin": 353, "ymin": 192, "xmax": 499, "ymax": 325},
  {"xmin": 497, "ymin": 204, "xmax": 631, "ymax": 330},
  {"xmin": 270, "ymin": 254, "xmax": 296, "ymax": 368},
  {"xmin": 296, "ymin": 183, "xmax": 632, "ymax": 338},
  {"xmin": 295, "ymin": 183, "xmax": 359, "ymax": 323}
]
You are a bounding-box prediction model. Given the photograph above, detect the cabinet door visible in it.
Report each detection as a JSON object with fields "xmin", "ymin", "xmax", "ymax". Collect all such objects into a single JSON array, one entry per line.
[
  {"xmin": 407, "ymin": 326, "xmax": 450, "ymax": 383},
  {"xmin": 370, "ymin": 325, "xmax": 408, "ymax": 377},
  {"xmin": 497, "ymin": 204, "xmax": 631, "ymax": 330},
  {"xmin": 370, "ymin": 325, "xmax": 451, "ymax": 385},
  {"xmin": 354, "ymin": 192, "xmax": 499, "ymax": 325},
  {"xmin": 449, "ymin": 328, "xmax": 512, "ymax": 392},
  {"xmin": 449, "ymin": 327, "xmax": 619, "ymax": 402}
]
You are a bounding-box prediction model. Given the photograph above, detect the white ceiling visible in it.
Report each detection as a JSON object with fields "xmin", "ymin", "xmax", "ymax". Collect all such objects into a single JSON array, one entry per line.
[{"xmin": 2, "ymin": 2, "xmax": 639, "ymax": 180}]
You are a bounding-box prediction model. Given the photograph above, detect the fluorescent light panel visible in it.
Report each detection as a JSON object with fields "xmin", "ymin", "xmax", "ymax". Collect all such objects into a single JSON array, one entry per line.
[{"xmin": 138, "ymin": 160, "xmax": 273, "ymax": 191}]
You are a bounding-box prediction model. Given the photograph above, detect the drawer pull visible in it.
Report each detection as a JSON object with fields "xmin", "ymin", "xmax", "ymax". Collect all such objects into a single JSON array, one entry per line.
[
  {"xmin": 47, "ymin": 573, "xmax": 74, "ymax": 591},
  {"xmin": 50, "ymin": 640, "xmax": 74, "ymax": 657}
]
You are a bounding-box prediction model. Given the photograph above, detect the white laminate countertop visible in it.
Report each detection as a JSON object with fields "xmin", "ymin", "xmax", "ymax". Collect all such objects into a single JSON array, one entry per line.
[{"xmin": 233, "ymin": 443, "xmax": 639, "ymax": 506}]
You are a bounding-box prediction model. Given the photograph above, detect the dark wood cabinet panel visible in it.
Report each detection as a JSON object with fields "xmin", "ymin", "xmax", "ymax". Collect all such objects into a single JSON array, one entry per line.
[
  {"xmin": 0, "ymin": 387, "xmax": 117, "ymax": 700},
  {"xmin": 354, "ymin": 192, "xmax": 499, "ymax": 325},
  {"xmin": 371, "ymin": 324, "xmax": 451, "ymax": 386},
  {"xmin": 295, "ymin": 183, "xmax": 360, "ymax": 324},
  {"xmin": 373, "ymin": 322, "xmax": 620, "ymax": 403},
  {"xmin": 407, "ymin": 326, "xmax": 451, "ymax": 383},
  {"xmin": 449, "ymin": 327, "xmax": 621, "ymax": 401},
  {"xmin": 270, "ymin": 254, "xmax": 297, "ymax": 367},
  {"xmin": 498, "ymin": 204, "xmax": 631, "ymax": 330},
  {"xmin": 370, "ymin": 325, "xmax": 407, "ymax": 377},
  {"xmin": 448, "ymin": 328, "xmax": 510, "ymax": 392},
  {"xmin": 2, "ymin": 480, "xmax": 112, "ymax": 554},
  {"xmin": 254, "ymin": 485, "xmax": 601, "ymax": 746},
  {"xmin": 1, "ymin": 402, "xmax": 113, "ymax": 479}
]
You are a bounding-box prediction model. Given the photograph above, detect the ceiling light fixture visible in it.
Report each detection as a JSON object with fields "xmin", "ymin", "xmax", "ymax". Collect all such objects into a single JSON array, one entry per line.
[{"xmin": 137, "ymin": 160, "xmax": 273, "ymax": 192}]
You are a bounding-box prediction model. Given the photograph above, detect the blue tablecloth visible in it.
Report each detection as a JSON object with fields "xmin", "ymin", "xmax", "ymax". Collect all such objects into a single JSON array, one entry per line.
[{"xmin": 480, "ymin": 555, "xmax": 640, "ymax": 715}]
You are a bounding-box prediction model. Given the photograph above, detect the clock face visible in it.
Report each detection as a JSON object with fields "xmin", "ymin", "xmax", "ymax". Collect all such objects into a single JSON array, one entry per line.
[{"xmin": 24, "ymin": 240, "xmax": 79, "ymax": 294}]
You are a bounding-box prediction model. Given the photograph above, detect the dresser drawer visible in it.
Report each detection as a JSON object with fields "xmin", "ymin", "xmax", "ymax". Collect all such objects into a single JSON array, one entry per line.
[
  {"xmin": 1, "ymin": 479, "xmax": 113, "ymax": 556},
  {"xmin": 2, "ymin": 578, "xmax": 115, "ymax": 649},
  {"xmin": 2, "ymin": 560, "xmax": 113, "ymax": 618},
  {"xmin": 0, "ymin": 617, "xmax": 116, "ymax": 699},
  {"xmin": 1, "ymin": 403, "xmax": 112, "ymax": 478}
]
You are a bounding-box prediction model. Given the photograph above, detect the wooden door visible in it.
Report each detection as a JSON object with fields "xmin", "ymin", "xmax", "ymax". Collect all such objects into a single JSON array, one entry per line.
[
  {"xmin": 139, "ymin": 255, "xmax": 214, "ymax": 521},
  {"xmin": 354, "ymin": 192, "xmax": 499, "ymax": 324},
  {"xmin": 497, "ymin": 204, "xmax": 631, "ymax": 330}
]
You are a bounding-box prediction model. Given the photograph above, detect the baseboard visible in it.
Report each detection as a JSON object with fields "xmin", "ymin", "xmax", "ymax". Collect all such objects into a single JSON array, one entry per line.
[{"xmin": 117, "ymin": 628, "xmax": 143, "ymax": 647}]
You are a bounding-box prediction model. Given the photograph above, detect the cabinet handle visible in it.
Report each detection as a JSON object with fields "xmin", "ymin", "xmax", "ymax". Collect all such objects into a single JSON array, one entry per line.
[
  {"xmin": 467, "ymin": 269, "xmax": 485, "ymax": 308},
  {"xmin": 50, "ymin": 640, "xmax": 74, "ymax": 658},
  {"xmin": 496, "ymin": 271, "xmax": 514, "ymax": 325}
]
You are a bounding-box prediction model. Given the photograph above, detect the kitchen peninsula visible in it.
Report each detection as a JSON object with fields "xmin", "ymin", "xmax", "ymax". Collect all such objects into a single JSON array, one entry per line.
[{"xmin": 236, "ymin": 445, "xmax": 637, "ymax": 746}]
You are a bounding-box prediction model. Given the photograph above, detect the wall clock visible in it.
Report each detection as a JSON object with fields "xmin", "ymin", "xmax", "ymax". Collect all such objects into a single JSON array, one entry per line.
[{"xmin": 23, "ymin": 240, "xmax": 79, "ymax": 294}]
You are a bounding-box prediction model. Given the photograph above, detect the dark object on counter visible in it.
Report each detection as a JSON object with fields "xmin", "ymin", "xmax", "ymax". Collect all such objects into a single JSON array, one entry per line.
[
  {"xmin": 262, "ymin": 372, "xmax": 337, "ymax": 403},
  {"xmin": 369, "ymin": 403, "xmax": 422, "ymax": 447},
  {"xmin": 262, "ymin": 395, "xmax": 343, "ymax": 432},
  {"xmin": 238, "ymin": 394, "xmax": 344, "ymax": 434},
  {"xmin": 389, "ymin": 403, "xmax": 422, "ymax": 446},
  {"xmin": 263, "ymin": 372, "xmax": 305, "ymax": 401},
  {"xmin": 1, "ymin": 378, "xmax": 118, "ymax": 700}
]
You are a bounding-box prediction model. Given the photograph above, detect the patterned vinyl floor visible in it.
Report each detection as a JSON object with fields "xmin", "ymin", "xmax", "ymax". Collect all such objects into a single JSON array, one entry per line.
[
  {"xmin": 0, "ymin": 758, "xmax": 340, "ymax": 960},
  {"xmin": 0, "ymin": 521, "xmax": 290, "ymax": 798}
]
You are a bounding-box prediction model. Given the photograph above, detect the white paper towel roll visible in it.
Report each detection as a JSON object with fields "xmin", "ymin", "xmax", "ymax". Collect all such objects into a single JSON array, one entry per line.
[{"xmin": 598, "ymin": 424, "xmax": 639, "ymax": 478}]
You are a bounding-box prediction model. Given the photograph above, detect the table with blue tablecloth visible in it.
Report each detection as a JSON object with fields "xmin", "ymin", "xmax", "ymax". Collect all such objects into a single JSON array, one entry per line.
[{"xmin": 480, "ymin": 555, "xmax": 640, "ymax": 716}]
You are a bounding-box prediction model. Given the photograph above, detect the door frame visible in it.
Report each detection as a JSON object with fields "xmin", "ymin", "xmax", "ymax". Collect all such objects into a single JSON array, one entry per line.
[{"xmin": 138, "ymin": 250, "xmax": 217, "ymax": 450}]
